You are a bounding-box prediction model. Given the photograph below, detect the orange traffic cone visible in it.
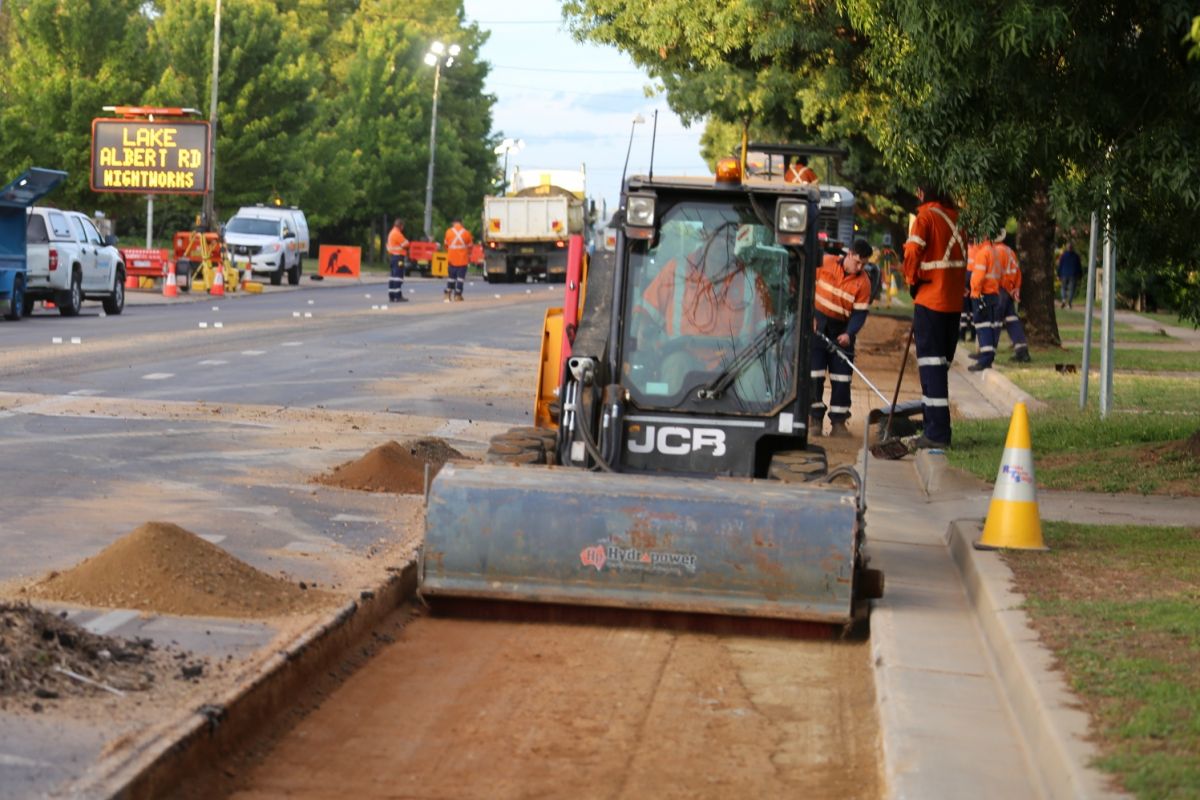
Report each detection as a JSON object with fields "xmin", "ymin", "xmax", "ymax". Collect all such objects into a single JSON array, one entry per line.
[
  {"xmin": 163, "ymin": 261, "xmax": 179, "ymax": 298},
  {"xmin": 210, "ymin": 264, "xmax": 225, "ymax": 297},
  {"xmin": 975, "ymin": 401, "xmax": 1047, "ymax": 551},
  {"xmin": 125, "ymin": 272, "xmax": 138, "ymax": 289},
  {"xmin": 241, "ymin": 266, "xmax": 253, "ymax": 291}
]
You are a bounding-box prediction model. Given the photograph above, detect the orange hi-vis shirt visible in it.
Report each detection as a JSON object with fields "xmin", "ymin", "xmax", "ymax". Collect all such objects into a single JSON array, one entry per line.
[
  {"xmin": 997, "ymin": 242, "xmax": 1022, "ymax": 294},
  {"xmin": 785, "ymin": 163, "xmax": 818, "ymax": 184},
  {"xmin": 641, "ymin": 256, "xmax": 763, "ymax": 338},
  {"xmin": 968, "ymin": 240, "xmax": 1002, "ymax": 298},
  {"xmin": 903, "ymin": 201, "xmax": 967, "ymax": 313},
  {"xmin": 444, "ymin": 223, "xmax": 473, "ymax": 267},
  {"xmin": 386, "ymin": 227, "xmax": 409, "ymax": 257},
  {"xmin": 815, "ymin": 253, "xmax": 871, "ymax": 324}
]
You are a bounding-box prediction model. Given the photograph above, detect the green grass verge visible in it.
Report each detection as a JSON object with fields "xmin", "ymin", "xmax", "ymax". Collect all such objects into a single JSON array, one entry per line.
[
  {"xmin": 1005, "ymin": 522, "xmax": 1200, "ymax": 799},
  {"xmin": 946, "ymin": 409, "xmax": 1200, "ymax": 493},
  {"xmin": 1006, "ymin": 345, "xmax": 1200, "ymax": 373},
  {"xmin": 1057, "ymin": 325, "xmax": 1178, "ymax": 344}
]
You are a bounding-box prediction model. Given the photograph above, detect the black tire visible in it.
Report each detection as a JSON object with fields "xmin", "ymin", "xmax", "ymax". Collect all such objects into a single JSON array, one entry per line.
[
  {"xmin": 270, "ymin": 266, "xmax": 283, "ymax": 286},
  {"xmin": 4, "ymin": 275, "xmax": 25, "ymax": 321},
  {"xmin": 768, "ymin": 447, "xmax": 828, "ymax": 482},
  {"xmin": 102, "ymin": 269, "xmax": 126, "ymax": 315},
  {"xmin": 21, "ymin": 293, "xmax": 35, "ymax": 318},
  {"xmin": 58, "ymin": 270, "xmax": 82, "ymax": 317},
  {"xmin": 287, "ymin": 257, "xmax": 301, "ymax": 286},
  {"xmin": 484, "ymin": 429, "xmax": 547, "ymax": 465}
]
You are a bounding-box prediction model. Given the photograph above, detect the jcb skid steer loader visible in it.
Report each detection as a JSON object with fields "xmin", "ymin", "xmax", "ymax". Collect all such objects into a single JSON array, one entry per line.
[{"xmin": 421, "ymin": 154, "xmax": 883, "ymax": 625}]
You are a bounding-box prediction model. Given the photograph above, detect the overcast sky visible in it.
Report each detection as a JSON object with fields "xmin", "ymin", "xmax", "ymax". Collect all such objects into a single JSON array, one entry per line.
[{"xmin": 460, "ymin": 0, "xmax": 711, "ymax": 215}]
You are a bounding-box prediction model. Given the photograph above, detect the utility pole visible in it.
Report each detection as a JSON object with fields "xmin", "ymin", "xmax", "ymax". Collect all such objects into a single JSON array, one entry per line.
[{"xmin": 202, "ymin": 0, "xmax": 221, "ymax": 230}]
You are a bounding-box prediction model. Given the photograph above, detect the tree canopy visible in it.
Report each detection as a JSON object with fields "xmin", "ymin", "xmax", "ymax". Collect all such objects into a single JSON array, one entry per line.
[
  {"xmin": 564, "ymin": 0, "xmax": 1200, "ymax": 328},
  {"xmin": 0, "ymin": 0, "xmax": 496, "ymax": 249}
]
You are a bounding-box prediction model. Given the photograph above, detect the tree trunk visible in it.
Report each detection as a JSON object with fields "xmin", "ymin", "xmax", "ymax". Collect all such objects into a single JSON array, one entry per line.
[{"xmin": 1016, "ymin": 182, "xmax": 1060, "ymax": 346}]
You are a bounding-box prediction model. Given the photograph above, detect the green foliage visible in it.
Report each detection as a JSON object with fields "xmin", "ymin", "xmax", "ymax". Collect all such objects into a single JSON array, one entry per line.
[
  {"xmin": 0, "ymin": 0, "xmax": 495, "ymax": 248},
  {"xmin": 564, "ymin": 0, "xmax": 1200, "ymax": 327}
]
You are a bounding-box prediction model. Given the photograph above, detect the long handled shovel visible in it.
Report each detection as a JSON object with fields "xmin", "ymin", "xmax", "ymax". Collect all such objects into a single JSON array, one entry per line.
[{"xmin": 868, "ymin": 324, "xmax": 915, "ymax": 460}]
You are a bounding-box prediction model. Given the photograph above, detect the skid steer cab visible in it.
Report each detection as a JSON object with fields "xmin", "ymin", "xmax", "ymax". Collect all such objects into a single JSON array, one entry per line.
[{"xmin": 421, "ymin": 156, "xmax": 883, "ymax": 627}]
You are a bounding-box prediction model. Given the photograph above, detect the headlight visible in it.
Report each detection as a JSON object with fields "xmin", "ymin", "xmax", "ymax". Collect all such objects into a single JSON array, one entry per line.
[
  {"xmin": 626, "ymin": 194, "xmax": 656, "ymax": 227},
  {"xmin": 777, "ymin": 201, "xmax": 808, "ymax": 233}
]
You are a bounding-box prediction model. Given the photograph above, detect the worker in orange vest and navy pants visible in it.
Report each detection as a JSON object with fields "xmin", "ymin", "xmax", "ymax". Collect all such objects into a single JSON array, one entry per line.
[
  {"xmin": 902, "ymin": 185, "xmax": 968, "ymax": 450},
  {"xmin": 443, "ymin": 218, "xmax": 473, "ymax": 302},
  {"xmin": 810, "ymin": 239, "xmax": 874, "ymax": 438},
  {"xmin": 386, "ymin": 218, "xmax": 409, "ymax": 303},
  {"xmin": 967, "ymin": 236, "xmax": 1003, "ymax": 371}
]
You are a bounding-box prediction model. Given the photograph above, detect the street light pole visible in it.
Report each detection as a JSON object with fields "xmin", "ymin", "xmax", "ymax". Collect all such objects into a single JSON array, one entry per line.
[
  {"xmin": 493, "ymin": 138, "xmax": 524, "ymax": 195},
  {"xmin": 423, "ymin": 41, "xmax": 460, "ymax": 241},
  {"xmin": 203, "ymin": 0, "xmax": 221, "ymax": 230}
]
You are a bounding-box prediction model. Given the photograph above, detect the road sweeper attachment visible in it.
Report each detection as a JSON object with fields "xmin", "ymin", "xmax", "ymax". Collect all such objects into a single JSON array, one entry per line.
[{"xmin": 420, "ymin": 153, "xmax": 883, "ymax": 625}]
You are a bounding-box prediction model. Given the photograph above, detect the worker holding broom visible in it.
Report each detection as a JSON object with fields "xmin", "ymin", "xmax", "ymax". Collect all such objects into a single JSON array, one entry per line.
[{"xmin": 810, "ymin": 239, "xmax": 874, "ymax": 437}]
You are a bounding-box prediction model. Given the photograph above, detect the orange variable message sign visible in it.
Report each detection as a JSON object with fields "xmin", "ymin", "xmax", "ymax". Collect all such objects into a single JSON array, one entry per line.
[
  {"xmin": 91, "ymin": 119, "xmax": 209, "ymax": 195},
  {"xmin": 318, "ymin": 245, "xmax": 361, "ymax": 278}
]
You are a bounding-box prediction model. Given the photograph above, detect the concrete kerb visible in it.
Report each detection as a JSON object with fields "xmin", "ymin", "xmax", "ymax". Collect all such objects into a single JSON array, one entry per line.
[
  {"xmin": 946, "ymin": 520, "xmax": 1128, "ymax": 799},
  {"xmin": 68, "ymin": 562, "xmax": 420, "ymax": 799}
]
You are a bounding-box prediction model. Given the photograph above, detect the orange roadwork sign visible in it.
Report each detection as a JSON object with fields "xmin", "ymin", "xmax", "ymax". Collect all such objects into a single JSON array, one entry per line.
[{"xmin": 318, "ymin": 245, "xmax": 361, "ymax": 278}]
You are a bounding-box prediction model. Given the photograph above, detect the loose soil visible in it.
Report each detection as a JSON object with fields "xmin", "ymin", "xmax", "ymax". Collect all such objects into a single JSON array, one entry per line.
[
  {"xmin": 22, "ymin": 522, "xmax": 337, "ymax": 618},
  {"xmin": 214, "ymin": 613, "xmax": 882, "ymax": 800},
  {"xmin": 313, "ymin": 438, "xmax": 465, "ymax": 494},
  {"xmin": 0, "ymin": 602, "xmax": 199, "ymax": 710}
]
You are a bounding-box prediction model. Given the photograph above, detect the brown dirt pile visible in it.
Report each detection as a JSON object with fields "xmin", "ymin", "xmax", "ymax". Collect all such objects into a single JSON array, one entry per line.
[
  {"xmin": 0, "ymin": 602, "xmax": 196, "ymax": 708},
  {"xmin": 24, "ymin": 522, "xmax": 336, "ymax": 618},
  {"xmin": 314, "ymin": 438, "xmax": 464, "ymax": 494}
]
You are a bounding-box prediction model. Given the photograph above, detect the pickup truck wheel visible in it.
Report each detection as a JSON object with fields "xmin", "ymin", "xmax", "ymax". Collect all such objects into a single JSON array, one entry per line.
[
  {"xmin": 102, "ymin": 270, "xmax": 126, "ymax": 315},
  {"xmin": 288, "ymin": 257, "xmax": 302, "ymax": 286},
  {"xmin": 58, "ymin": 271, "xmax": 82, "ymax": 317},
  {"xmin": 21, "ymin": 293, "xmax": 35, "ymax": 318},
  {"xmin": 270, "ymin": 266, "xmax": 283, "ymax": 286},
  {"xmin": 4, "ymin": 275, "xmax": 25, "ymax": 321}
]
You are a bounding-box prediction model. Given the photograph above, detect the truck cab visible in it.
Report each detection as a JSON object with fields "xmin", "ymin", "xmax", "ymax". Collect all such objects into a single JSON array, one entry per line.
[{"xmin": 0, "ymin": 168, "xmax": 67, "ymax": 321}]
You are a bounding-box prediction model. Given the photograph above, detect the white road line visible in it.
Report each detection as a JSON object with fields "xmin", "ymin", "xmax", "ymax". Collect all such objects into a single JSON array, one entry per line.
[
  {"xmin": 280, "ymin": 341, "xmax": 303, "ymax": 347},
  {"xmin": 82, "ymin": 609, "xmax": 141, "ymax": 636},
  {"xmin": 431, "ymin": 419, "xmax": 473, "ymax": 437},
  {"xmin": 197, "ymin": 534, "xmax": 227, "ymax": 544},
  {"xmin": 68, "ymin": 389, "xmax": 102, "ymax": 396},
  {"xmin": 331, "ymin": 514, "xmax": 383, "ymax": 523},
  {"xmin": 142, "ymin": 373, "xmax": 174, "ymax": 381},
  {"xmin": 198, "ymin": 359, "xmax": 228, "ymax": 366},
  {"xmin": 241, "ymin": 350, "xmax": 266, "ymax": 356},
  {"xmin": 0, "ymin": 753, "xmax": 52, "ymax": 768}
]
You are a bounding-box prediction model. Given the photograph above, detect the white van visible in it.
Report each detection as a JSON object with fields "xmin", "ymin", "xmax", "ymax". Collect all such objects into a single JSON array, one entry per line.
[{"xmin": 224, "ymin": 205, "xmax": 310, "ymax": 286}]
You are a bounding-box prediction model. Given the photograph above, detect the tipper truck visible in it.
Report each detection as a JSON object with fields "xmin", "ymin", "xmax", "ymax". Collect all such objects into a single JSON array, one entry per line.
[
  {"xmin": 482, "ymin": 166, "xmax": 588, "ymax": 283},
  {"xmin": 422, "ymin": 147, "xmax": 883, "ymax": 627}
]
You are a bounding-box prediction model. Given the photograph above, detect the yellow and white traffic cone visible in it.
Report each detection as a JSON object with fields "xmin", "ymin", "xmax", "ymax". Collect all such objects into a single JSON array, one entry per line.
[{"xmin": 975, "ymin": 401, "xmax": 1047, "ymax": 550}]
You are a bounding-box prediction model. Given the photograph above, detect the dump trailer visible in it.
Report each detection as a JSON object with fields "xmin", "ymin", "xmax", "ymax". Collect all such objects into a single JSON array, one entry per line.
[
  {"xmin": 422, "ymin": 151, "xmax": 882, "ymax": 626},
  {"xmin": 482, "ymin": 166, "xmax": 587, "ymax": 283}
]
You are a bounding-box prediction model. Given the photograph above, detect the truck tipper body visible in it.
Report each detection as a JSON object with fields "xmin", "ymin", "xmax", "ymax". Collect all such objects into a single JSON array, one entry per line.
[{"xmin": 482, "ymin": 167, "xmax": 587, "ymax": 283}]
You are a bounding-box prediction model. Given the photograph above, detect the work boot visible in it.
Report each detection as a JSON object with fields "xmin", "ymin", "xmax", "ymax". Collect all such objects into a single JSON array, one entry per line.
[
  {"xmin": 967, "ymin": 361, "xmax": 990, "ymax": 372},
  {"xmin": 1011, "ymin": 350, "xmax": 1031, "ymax": 363},
  {"xmin": 829, "ymin": 420, "xmax": 852, "ymax": 438},
  {"xmin": 902, "ymin": 434, "xmax": 949, "ymax": 452},
  {"xmin": 454, "ymin": 292, "xmax": 464, "ymax": 302},
  {"xmin": 443, "ymin": 289, "xmax": 452, "ymax": 303},
  {"xmin": 968, "ymin": 351, "xmax": 984, "ymax": 360},
  {"xmin": 395, "ymin": 292, "xmax": 409, "ymax": 303}
]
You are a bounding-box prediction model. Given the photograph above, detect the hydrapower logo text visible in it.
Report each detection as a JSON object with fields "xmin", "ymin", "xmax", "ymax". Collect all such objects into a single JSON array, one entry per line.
[{"xmin": 627, "ymin": 425, "xmax": 726, "ymax": 457}]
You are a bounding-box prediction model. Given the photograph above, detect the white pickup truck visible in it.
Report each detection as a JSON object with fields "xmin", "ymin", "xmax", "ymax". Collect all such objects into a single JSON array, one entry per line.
[{"xmin": 24, "ymin": 207, "xmax": 125, "ymax": 316}]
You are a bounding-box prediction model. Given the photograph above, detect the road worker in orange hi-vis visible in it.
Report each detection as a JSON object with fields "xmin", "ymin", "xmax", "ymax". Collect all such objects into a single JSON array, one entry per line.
[
  {"xmin": 443, "ymin": 217, "xmax": 473, "ymax": 302},
  {"xmin": 967, "ymin": 236, "xmax": 1003, "ymax": 372},
  {"xmin": 784, "ymin": 155, "xmax": 818, "ymax": 186},
  {"xmin": 902, "ymin": 184, "xmax": 968, "ymax": 451},
  {"xmin": 810, "ymin": 238, "xmax": 874, "ymax": 438},
  {"xmin": 386, "ymin": 218, "xmax": 410, "ymax": 303},
  {"xmin": 994, "ymin": 231, "xmax": 1031, "ymax": 363}
]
